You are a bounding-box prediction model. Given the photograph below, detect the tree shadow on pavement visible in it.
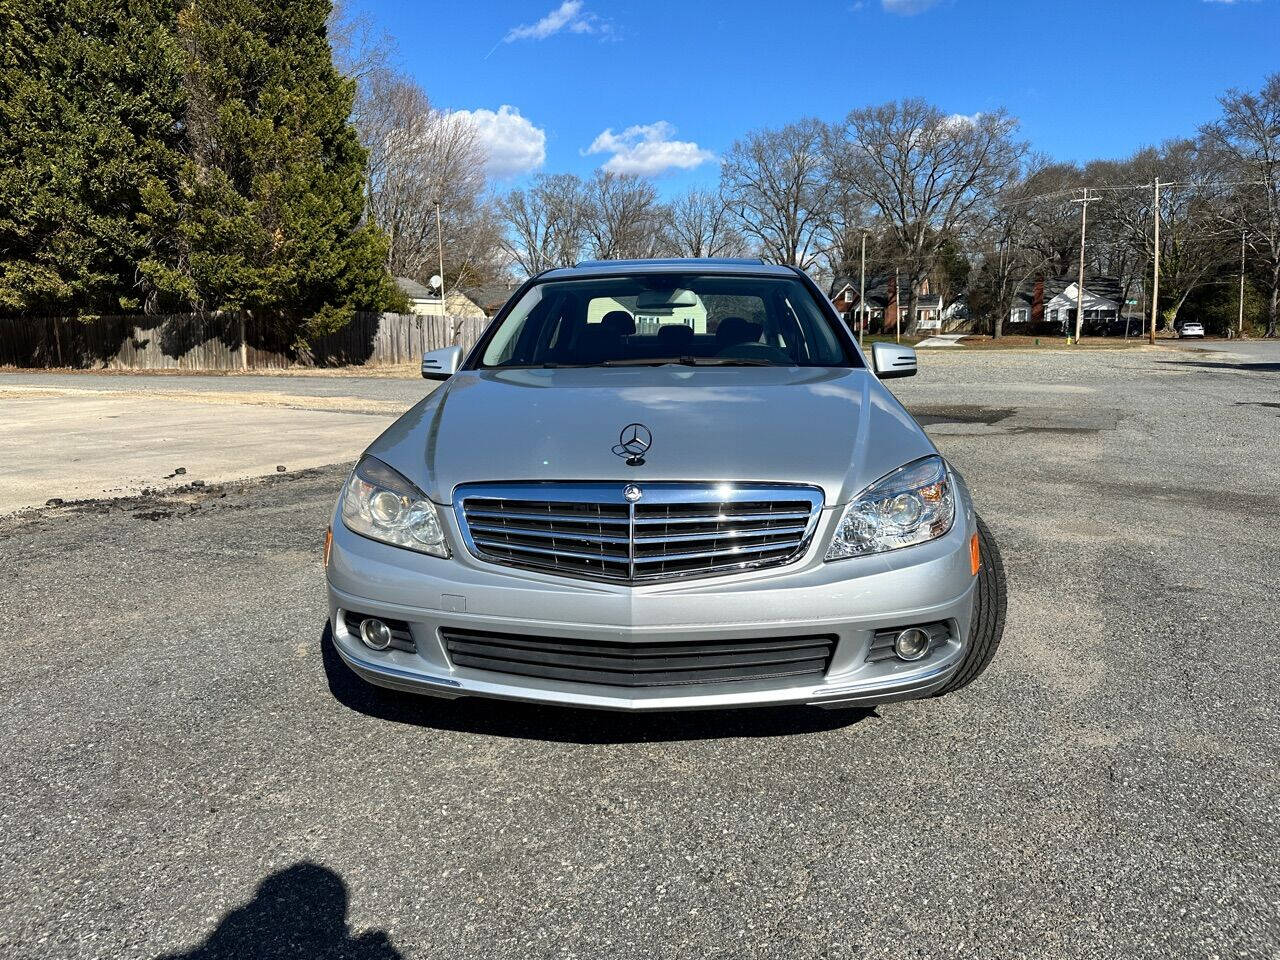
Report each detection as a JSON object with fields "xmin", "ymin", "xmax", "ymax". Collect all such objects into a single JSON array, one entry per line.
[
  {"xmin": 320, "ymin": 623, "xmax": 874, "ymax": 744},
  {"xmin": 157, "ymin": 862, "xmax": 401, "ymax": 960},
  {"xmin": 1155, "ymin": 358, "xmax": 1280, "ymax": 373}
]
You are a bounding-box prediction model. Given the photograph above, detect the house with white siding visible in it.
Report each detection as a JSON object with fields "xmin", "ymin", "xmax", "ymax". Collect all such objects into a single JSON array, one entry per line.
[{"xmin": 1010, "ymin": 276, "xmax": 1140, "ymax": 333}]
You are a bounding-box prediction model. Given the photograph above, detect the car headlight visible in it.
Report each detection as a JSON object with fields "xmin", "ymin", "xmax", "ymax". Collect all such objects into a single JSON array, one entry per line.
[
  {"xmin": 826, "ymin": 455, "xmax": 955, "ymax": 559},
  {"xmin": 340, "ymin": 456, "xmax": 449, "ymax": 557}
]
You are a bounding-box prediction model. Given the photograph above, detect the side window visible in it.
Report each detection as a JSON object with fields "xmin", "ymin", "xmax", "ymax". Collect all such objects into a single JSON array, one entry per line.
[{"xmin": 483, "ymin": 286, "xmax": 544, "ymax": 365}]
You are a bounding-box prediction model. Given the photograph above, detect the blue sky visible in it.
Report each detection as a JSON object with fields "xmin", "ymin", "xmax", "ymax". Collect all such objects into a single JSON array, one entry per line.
[{"xmin": 353, "ymin": 0, "xmax": 1278, "ymax": 195}]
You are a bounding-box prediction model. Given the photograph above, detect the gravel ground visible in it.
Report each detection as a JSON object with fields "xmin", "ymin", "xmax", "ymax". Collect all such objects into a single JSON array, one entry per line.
[{"xmin": 1, "ymin": 344, "xmax": 1277, "ymax": 959}]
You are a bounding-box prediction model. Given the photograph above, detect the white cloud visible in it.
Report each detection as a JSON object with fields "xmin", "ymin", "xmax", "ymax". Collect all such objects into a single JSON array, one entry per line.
[
  {"xmin": 944, "ymin": 112, "xmax": 982, "ymax": 129},
  {"xmin": 504, "ymin": 1, "xmax": 601, "ymax": 42},
  {"xmin": 584, "ymin": 121, "xmax": 716, "ymax": 176},
  {"xmin": 882, "ymin": 0, "xmax": 940, "ymax": 13},
  {"xmin": 451, "ymin": 105, "xmax": 546, "ymax": 178}
]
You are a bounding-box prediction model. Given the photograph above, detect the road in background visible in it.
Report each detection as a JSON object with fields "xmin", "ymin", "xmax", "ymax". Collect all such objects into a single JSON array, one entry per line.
[
  {"xmin": 0, "ymin": 368, "xmax": 434, "ymax": 404},
  {"xmin": 1163, "ymin": 337, "xmax": 1280, "ymax": 364},
  {"xmin": 1, "ymin": 346, "xmax": 1277, "ymax": 958},
  {"xmin": 0, "ymin": 375, "xmax": 430, "ymax": 512}
]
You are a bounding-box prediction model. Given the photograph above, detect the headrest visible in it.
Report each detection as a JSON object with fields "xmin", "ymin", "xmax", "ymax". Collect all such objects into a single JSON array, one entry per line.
[
  {"xmin": 575, "ymin": 324, "xmax": 623, "ymax": 362},
  {"xmin": 656, "ymin": 324, "xmax": 694, "ymax": 350},
  {"xmin": 715, "ymin": 317, "xmax": 762, "ymax": 345},
  {"xmin": 600, "ymin": 310, "xmax": 636, "ymax": 336}
]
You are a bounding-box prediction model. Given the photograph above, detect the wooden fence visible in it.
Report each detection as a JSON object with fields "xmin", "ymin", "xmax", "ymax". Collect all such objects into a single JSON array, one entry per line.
[{"xmin": 0, "ymin": 312, "xmax": 491, "ymax": 370}]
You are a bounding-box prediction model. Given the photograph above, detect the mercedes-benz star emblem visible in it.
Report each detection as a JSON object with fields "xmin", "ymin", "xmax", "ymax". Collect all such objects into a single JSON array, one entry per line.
[
  {"xmin": 612, "ymin": 422, "xmax": 652, "ymax": 466},
  {"xmin": 623, "ymin": 484, "xmax": 643, "ymax": 503}
]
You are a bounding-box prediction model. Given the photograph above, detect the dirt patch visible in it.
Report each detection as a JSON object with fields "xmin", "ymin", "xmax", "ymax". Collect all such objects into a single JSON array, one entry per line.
[
  {"xmin": 0, "ymin": 468, "xmax": 333, "ymax": 531},
  {"xmin": 907, "ymin": 404, "xmax": 1016, "ymax": 427}
]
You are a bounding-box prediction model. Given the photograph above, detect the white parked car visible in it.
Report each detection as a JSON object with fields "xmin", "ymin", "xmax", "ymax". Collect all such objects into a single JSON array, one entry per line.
[{"xmin": 1179, "ymin": 322, "xmax": 1205, "ymax": 339}]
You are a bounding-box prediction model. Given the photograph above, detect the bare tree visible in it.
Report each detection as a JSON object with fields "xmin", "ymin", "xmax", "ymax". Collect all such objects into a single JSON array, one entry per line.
[
  {"xmin": 352, "ymin": 70, "xmax": 500, "ymax": 288},
  {"xmin": 967, "ymin": 158, "xmax": 1063, "ymax": 337},
  {"xmin": 1015, "ymin": 163, "xmax": 1088, "ymax": 279},
  {"xmin": 720, "ymin": 119, "xmax": 834, "ymax": 269},
  {"xmin": 496, "ymin": 173, "xmax": 590, "ymax": 276},
  {"xmin": 830, "ymin": 101, "xmax": 1025, "ymax": 334},
  {"xmin": 667, "ymin": 188, "xmax": 748, "ymax": 259},
  {"xmin": 1203, "ymin": 73, "xmax": 1280, "ymax": 337},
  {"xmin": 583, "ymin": 171, "xmax": 670, "ymax": 261},
  {"xmin": 327, "ymin": 1, "xmax": 398, "ymax": 130},
  {"xmin": 815, "ymin": 168, "xmax": 873, "ymax": 290},
  {"xmin": 1099, "ymin": 141, "xmax": 1231, "ymax": 330},
  {"xmin": 496, "ymin": 185, "xmax": 558, "ymax": 277},
  {"xmin": 354, "ymin": 71, "xmax": 428, "ymax": 212}
]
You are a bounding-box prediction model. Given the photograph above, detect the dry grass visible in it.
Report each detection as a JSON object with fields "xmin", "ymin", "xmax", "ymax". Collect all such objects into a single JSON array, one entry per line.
[
  {"xmin": 953, "ymin": 335, "xmax": 1155, "ymax": 351},
  {"xmin": 0, "ymin": 363, "xmax": 422, "ymax": 379}
]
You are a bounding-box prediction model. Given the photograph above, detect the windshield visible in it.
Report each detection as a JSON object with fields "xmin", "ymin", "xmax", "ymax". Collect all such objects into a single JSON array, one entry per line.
[{"xmin": 477, "ymin": 273, "xmax": 857, "ymax": 369}]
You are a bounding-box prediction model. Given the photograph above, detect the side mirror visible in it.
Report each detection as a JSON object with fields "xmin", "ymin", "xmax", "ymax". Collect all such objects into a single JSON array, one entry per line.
[
  {"xmin": 422, "ymin": 346, "xmax": 462, "ymax": 381},
  {"xmin": 871, "ymin": 342, "xmax": 917, "ymax": 380}
]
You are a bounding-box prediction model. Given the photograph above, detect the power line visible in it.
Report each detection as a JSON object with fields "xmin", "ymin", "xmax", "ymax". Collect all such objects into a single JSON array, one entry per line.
[{"xmin": 995, "ymin": 177, "xmax": 1272, "ymax": 208}]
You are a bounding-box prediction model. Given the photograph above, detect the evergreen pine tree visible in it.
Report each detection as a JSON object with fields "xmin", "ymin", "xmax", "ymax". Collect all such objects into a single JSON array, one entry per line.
[
  {"xmin": 143, "ymin": 0, "xmax": 393, "ymax": 340},
  {"xmin": 0, "ymin": 0, "xmax": 184, "ymax": 317}
]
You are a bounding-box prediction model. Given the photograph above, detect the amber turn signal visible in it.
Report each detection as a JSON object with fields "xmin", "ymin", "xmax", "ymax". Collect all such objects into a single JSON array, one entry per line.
[
  {"xmin": 969, "ymin": 531, "xmax": 981, "ymax": 576},
  {"xmin": 323, "ymin": 527, "xmax": 333, "ymax": 568}
]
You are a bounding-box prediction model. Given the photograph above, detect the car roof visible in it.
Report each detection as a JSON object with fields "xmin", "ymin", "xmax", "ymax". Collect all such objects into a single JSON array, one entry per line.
[{"xmin": 538, "ymin": 258, "xmax": 798, "ymax": 280}]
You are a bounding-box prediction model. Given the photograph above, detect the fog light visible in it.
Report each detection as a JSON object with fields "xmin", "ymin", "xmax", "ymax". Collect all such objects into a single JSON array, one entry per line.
[
  {"xmin": 359, "ymin": 618, "xmax": 393, "ymax": 651},
  {"xmin": 894, "ymin": 627, "xmax": 930, "ymax": 662}
]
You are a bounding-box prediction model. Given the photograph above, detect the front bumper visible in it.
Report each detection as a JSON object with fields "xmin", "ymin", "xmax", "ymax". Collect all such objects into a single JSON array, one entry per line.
[{"xmin": 325, "ymin": 490, "xmax": 979, "ymax": 712}]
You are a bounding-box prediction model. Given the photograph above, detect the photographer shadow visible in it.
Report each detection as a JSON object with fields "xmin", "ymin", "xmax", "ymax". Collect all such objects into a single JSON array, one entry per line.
[{"xmin": 158, "ymin": 862, "xmax": 400, "ymax": 960}]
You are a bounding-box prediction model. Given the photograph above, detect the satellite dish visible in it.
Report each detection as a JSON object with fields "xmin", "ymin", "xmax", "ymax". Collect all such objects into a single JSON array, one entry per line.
[{"xmin": 428, "ymin": 274, "xmax": 443, "ymax": 291}]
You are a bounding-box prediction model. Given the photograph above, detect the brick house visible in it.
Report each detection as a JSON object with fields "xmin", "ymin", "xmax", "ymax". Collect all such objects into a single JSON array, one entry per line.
[{"xmin": 830, "ymin": 275, "xmax": 944, "ymax": 333}]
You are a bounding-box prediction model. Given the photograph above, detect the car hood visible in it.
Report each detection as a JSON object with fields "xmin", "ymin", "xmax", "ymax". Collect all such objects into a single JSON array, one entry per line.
[{"xmin": 366, "ymin": 366, "xmax": 937, "ymax": 507}]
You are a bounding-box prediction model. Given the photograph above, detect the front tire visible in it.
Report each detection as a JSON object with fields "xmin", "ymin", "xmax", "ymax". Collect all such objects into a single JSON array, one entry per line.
[{"xmin": 936, "ymin": 515, "xmax": 1007, "ymax": 696}]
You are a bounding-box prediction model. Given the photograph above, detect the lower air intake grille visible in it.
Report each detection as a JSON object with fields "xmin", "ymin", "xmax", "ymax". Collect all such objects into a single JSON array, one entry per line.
[{"xmin": 441, "ymin": 628, "xmax": 837, "ymax": 688}]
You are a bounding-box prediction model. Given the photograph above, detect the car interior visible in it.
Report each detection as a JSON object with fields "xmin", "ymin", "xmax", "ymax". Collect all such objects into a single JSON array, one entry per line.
[{"xmin": 484, "ymin": 276, "xmax": 852, "ymax": 368}]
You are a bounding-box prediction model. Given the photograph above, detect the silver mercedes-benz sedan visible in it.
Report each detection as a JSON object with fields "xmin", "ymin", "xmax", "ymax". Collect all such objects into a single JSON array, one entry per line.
[{"xmin": 325, "ymin": 258, "xmax": 1006, "ymax": 711}]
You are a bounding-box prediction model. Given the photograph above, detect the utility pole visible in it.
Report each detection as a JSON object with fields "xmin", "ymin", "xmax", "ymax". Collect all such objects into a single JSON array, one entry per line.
[
  {"xmin": 1071, "ymin": 190, "xmax": 1092, "ymax": 344},
  {"xmin": 894, "ymin": 267, "xmax": 901, "ymax": 344},
  {"xmin": 1150, "ymin": 178, "xmax": 1160, "ymax": 345},
  {"xmin": 858, "ymin": 231, "xmax": 867, "ymax": 347},
  {"xmin": 1238, "ymin": 229, "xmax": 1247, "ymax": 338},
  {"xmin": 434, "ymin": 199, "xmax": 448, "ymax": 335}
]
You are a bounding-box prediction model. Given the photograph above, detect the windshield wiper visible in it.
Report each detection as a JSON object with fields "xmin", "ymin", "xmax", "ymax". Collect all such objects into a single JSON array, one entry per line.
[{"xmin": 599, "ymin": 356, "xmax": 774, "ymax": 367}]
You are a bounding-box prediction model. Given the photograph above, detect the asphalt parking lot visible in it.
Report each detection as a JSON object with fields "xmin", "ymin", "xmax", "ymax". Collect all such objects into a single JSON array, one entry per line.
[{"xmin": 2, "ymin": 343, "xmax": 1278, "ymax": 959}]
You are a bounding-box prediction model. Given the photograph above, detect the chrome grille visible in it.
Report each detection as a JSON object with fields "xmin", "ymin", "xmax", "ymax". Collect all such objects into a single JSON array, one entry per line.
[{"xmin": 455, "ymin": 482, "xmax": 823, "ymax": 583}]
